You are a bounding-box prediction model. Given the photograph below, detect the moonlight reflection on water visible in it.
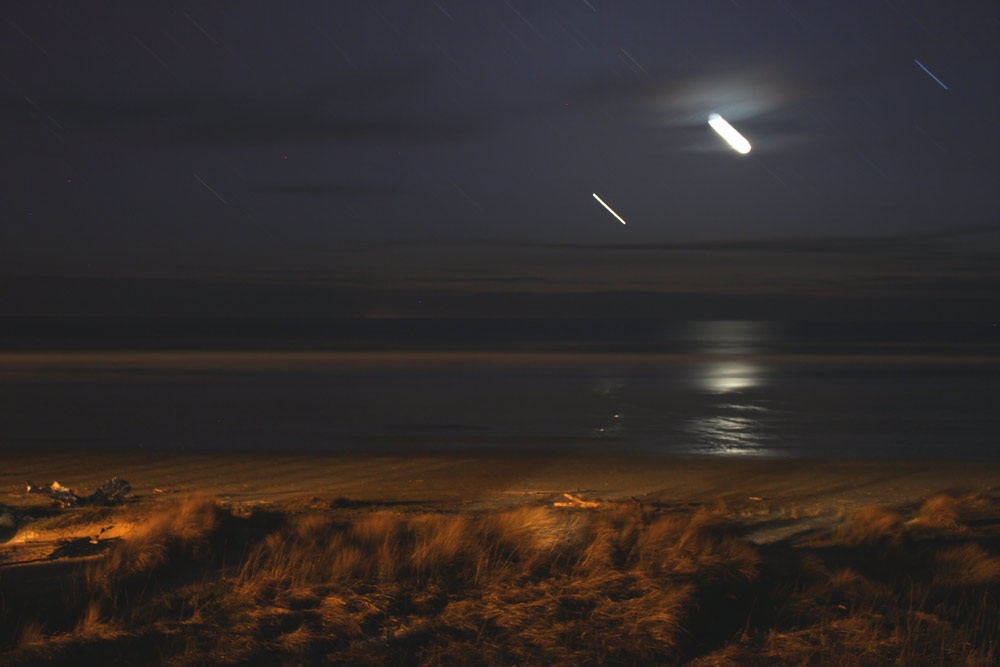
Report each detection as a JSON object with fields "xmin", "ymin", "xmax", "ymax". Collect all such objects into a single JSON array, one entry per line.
[{"xmin": 685, "ymin": 322, "xmax": 773, "ymax": 456}]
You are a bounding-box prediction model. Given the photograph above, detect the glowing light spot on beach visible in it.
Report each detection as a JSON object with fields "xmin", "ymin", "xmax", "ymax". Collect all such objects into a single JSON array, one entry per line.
[{"xmin": 708, "ymin": 113, "xmax": 751, "ymax": 154}]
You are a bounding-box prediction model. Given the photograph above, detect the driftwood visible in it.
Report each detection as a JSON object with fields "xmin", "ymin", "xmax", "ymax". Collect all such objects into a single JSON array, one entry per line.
[
  {"xmin": 27, "ymin": 477, "xmax": 131, "ymax": 507},
  {"xmin": 553, "ymin": 493, "xmax": 600, "ymax": 508},
  {"xmin": 26, "ymin": 481, "xmax": 79, "ymax": 506}
]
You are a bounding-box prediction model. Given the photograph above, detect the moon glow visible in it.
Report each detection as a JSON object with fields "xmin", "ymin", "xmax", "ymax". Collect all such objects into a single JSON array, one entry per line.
[{"xmin": 708, "ymin": 113, "xmax": 751, "ymax": 154}]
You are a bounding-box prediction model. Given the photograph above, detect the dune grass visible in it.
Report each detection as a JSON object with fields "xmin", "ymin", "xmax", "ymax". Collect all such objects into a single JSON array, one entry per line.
[{"xmin": 2, "ymin": 492, "xmax": 999, "ymax": 665}]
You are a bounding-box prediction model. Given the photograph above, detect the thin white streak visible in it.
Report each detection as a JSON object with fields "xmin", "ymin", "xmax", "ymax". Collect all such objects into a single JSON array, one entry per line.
[
  {"xmin": 504, "ymin": 0, "xmax": 544, "ymax": 38},
  {"xmin": 24, "ymin": 97, "xmax": 65, "ymax": 131},
  {"xmin": 318, "ymin": 30, "xmax": 357, "ymax": 69},
  {"xmin": 434, "ymin": 42, "xmax": 465, "ymax": 71},
  {"xmin": 914, "ymin": 59, "xmax": 948, "ymax": 90},
  {"xmin": 6, "ymin": 21, "xmax": 50, "ymax": 56},
  {"xmin": 431, "ymin": 1, "xmax": 455, "ymax": 22},
  {"xmin": 451, "ymin": 182, "xmax": 483, "ymax": 210},
  {"xmin": 131, "ymin": 34, "xmax": 169, "ymax": 70},
  {"xmin": 592, "ymin": 193, "xmax": 628, "ymax": 225},
  {"xmin": 193, "ymin": 173, "xmax": 229, "ymax": 205},
  {"xmin": 182, "ymin": 12, "xmax": 218, "ymax": 45},
  {"xmin": 620, "ymin": 47, "xmax": 645, "ymax": 72}
]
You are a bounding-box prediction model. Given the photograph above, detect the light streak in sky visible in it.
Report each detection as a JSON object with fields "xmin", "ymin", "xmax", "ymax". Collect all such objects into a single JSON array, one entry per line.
[
  {"xmin": 503, "ymin": 1, "xmax": 544, "ymax": 39},
  {"xmin": 620, "ymin": 47, "xmax": 645, "ymax": 72},
  {"xmin": 451, "ymin": 181, "xmax": 483, "ymax": 210},
  {"xmin": 914, "ymin": 59, "xmax": 948, "ymax": 90},
  {"xmin": 592, "ymin": 193, "xmax": 628, "ymax": 225},
  {"xmin": 193, "ymin": 173, "xmax": 229, "ymax": 205},
  {"xmin": 708, "ymin": 113, "xmax": 751, "ymax": 154},
  {"xmin": 182, "ymin": 12, "xmax": 219, "ymax": 45},
  {"xmin": 131, "ymin": 34, "xmax": 169, "ymax": 71},
  {"xmin": 24, "ymin": 96, "xmax": 64, "ymax": 130},
  {"xmin": 431, "ymin": 1, "xmax": 455, "ymax": 22},
  {"xmin": 6, "ymin": 21, "xmax": 50, "ymax": 56}
]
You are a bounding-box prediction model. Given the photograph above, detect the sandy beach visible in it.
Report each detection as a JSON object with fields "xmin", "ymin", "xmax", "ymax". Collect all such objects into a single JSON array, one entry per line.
[
  {"xmin": 3, "ymin": 448, "xmax": 1000, "ymax": 665},
  {"xmin": 4, "ymin": 448, "xmax": 1000, "ymax": 556},
  {"xmin": 5, "ymin": 448, "xmax": 1000, "ymax": 511}
]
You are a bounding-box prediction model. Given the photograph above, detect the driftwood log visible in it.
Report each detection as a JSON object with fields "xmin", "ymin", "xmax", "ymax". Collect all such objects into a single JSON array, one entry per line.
[
  {"xmin": 553, "ymin": 493, "xmax": 600, "ymax": 508},
  {"xmin": 27, "ymin": 477, "xmax": 131, "ymax": 507}
]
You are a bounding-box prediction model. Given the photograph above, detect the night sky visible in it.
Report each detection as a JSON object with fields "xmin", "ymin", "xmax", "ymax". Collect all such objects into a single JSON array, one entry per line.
[{"xmin": 3, "ymin": 1, "xmax": 999, "ymax": 320}]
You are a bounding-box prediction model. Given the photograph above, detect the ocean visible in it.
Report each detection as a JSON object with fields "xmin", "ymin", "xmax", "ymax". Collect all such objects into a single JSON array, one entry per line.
[{"xmin": 2, "ymin": 318, "xmax": 998, "ymax": 460}]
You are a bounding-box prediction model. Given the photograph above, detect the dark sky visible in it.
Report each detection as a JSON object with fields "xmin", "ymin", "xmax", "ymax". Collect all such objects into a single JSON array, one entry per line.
[{"xmin": 2, "ymin": 1, "xmax": 999, "ymax": 319}]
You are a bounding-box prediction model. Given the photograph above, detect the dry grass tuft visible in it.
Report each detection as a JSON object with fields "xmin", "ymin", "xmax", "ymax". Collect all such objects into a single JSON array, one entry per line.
[
  {"xmin": 17, "ymin": 620, "xmax": 47, "ymax": 648},
  {"xmin": 88, "ymin": 496, "xmax": 222, "ymax": 596},
  {"xmin": 833, "ymin": 505, "xmax": 904, "ymax": 547},
  {"xmin": 934, "ymin": 543, "xmax": 1000, "ymax": 587},
  {"xmin": 73, "ymin": 601, "xmax": 103, "ymax": 635},
  {"xmin": 4, "ymin": 494, "xmax": 1000, "ymax": 665},
  {"xmin": 914, "ymin": 494, "xmax": 963, "ymax": 531},
  {"xmin": 36, "ymin": 507, "xmax": 116, "ymax": 531},
  {"xmin": 220, "ymin": 503, "xmax": 762, "ymax": 664},
  {"xmin": 276, "ymin": 623, "xmax": 316, "ymax": 654}
]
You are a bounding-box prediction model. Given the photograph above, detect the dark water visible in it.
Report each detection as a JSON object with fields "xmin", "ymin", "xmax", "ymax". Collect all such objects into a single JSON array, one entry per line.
[{"xmin": 2, "ymin": 319, "xmax": 998, "ymax": 460}]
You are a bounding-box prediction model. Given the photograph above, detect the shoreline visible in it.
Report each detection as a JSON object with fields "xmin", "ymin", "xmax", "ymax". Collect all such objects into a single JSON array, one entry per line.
[{"xmin": 4, "ymin": 348, "xmax": 1000, "ymax": 369}]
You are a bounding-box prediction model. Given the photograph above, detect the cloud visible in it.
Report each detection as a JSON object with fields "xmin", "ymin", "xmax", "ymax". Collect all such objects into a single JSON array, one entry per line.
[
  {"xmin": 246, "ymin": 183, "xmax": 400, "ymax": 199},
  {"xmin": 567, "ymin": 44, "xmax": 906, "ymax": 118},
  {"xmin": 333, "ymin": 223, "xmax": 1000, "ymax": 256},
  {"xmin": 168, "ymin": 109, "xmax": 484, "ymax": 147},
  {"xmin": 561, "ymin": 56, "xmax": 910, "ymax": 154},
  {"xmin": 0, "ymin": 64, "xmax": 490, "ymax": 148}
]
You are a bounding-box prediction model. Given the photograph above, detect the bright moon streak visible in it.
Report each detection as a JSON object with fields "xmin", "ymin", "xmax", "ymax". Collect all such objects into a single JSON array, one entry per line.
[
  {"xmin": 592, "ymin": 193, "xmax": 627, "ymax": 225},
  {"xmin": 708, "ymin": 113, "xmax": 751, "ymax": 154}
]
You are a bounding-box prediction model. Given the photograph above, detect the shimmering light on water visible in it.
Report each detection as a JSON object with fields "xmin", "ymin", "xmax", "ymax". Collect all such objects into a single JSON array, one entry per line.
[
  {"xmin": 3, "ymin": 320, "xmax": 998, "ymax": 460},
  {"xmin": 682, "ymin": 321, "xmax": 772, "ymax": 455},
  {"xmin": 698, "ymin": 361, "xmax": 762, "ymax": 393},
  {"xmin": 687, "ymin": 415, "xmax": 771, "ymax": 456}
]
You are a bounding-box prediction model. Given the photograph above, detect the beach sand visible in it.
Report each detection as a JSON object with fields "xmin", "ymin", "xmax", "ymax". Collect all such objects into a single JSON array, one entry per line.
[
  {"xmin": 4, "ymin": 448, "xmax": 1000, "ymax": 508},
  {"xmin": 3, "ymin": 448, "xmax": 999, "ymax": 554},
  {"xmin": 3, "ymin": 448, "xmax": 1000, "ymax": 665}
]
